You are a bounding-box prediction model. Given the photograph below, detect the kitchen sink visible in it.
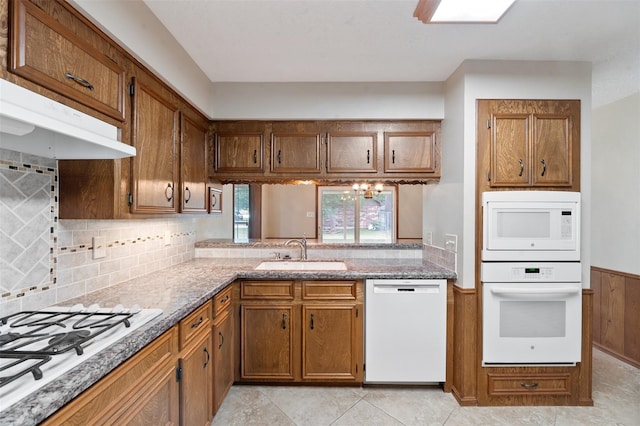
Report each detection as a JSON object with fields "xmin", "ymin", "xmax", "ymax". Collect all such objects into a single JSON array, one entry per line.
[{"xmin": 255, "ymin": 260, "xmax": 347, "ymax": 271}]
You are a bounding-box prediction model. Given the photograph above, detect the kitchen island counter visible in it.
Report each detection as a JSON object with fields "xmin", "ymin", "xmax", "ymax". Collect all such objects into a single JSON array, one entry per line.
[{"xmin": 4, "ymin": 257, "xmax": 454, "ymax": 425}]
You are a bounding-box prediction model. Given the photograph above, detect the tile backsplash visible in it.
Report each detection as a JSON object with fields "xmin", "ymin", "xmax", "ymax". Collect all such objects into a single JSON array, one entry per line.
[{"xmin": 0, "ymin": 149, "xmax": 196, "ymax": 316}]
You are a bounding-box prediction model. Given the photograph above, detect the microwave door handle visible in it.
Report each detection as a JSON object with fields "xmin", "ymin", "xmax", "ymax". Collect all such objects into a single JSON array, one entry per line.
[{"xmin": 490, "ymin": 287, "xmax": 581, "ymax": 296}]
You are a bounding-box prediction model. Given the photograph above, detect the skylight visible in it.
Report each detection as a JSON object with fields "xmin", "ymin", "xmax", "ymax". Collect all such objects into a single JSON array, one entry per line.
[{"xmin": 415, "ymin": 0, "xmax": 516, "ymax": 24}]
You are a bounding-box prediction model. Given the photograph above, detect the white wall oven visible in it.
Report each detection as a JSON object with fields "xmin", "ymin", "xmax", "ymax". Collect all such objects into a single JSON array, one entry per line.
[
  {"xmin": 482, "ymin": 262, "xmax": 582, "ymax": 365},
  {"xmin": 481, "ymin": 191, "xmax": 582, "ymax": 366}
]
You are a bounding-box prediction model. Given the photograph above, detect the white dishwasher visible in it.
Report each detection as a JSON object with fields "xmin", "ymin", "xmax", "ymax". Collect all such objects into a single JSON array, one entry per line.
[{"xmin": 365, "ymin": 279, "xmax": 446, "ymax": 383}]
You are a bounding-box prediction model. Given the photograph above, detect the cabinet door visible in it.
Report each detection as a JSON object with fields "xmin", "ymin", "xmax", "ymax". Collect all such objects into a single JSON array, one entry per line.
[
  {"xmin": 179, "ymin": 331, "xmax": 213, "ymax": 426},
  {"xmin": 213, "ymin": 308, "xmax": 234, "ymax": 414},
  {"xmin": 271, "ymin": 132, "xmax": 322, "ymax": 174},
  {"xmin": 10, "ymin": 0, "xmax": 126, "ymax": 121},
  {"xmin": 532, "ymin": 114, "xmax": 573, "ymax": 187},
  {"xmin": 302, "ymin": 304, "xmax": 361, "ymax": 381},
  {"xmin": 327, "ymin": 132, "xmax": 377, "ymax": 173},
  {"xmin": 180, "ymin": 113, "xmax": 208, "ymax": 213},
  {"xmin": 490, "ymin": 113, "xmax": 530, "ymax": 187},
  {"xmin": 214, "ymin": 132, "xmax": 264, "ymax": 172},
  {"xmin": 383, "ymin": 131, "xmax": 436, "ymax": 173},
  {"xmin": 112, "ymin": 364, "xmax": 180, "ymax": 426},
  {"xmin": 241, "ymin": 304, "xmax": 295, "ymax": 380},
  {"xmin": 130, "ymin": 77, "xmax": 179, "ymax": 213}
]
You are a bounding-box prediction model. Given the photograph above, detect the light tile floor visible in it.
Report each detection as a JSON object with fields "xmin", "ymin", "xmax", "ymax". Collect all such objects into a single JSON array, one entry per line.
[{"xmin": 212, "ymin": 349, "xmax": 639, "ymax": 425}]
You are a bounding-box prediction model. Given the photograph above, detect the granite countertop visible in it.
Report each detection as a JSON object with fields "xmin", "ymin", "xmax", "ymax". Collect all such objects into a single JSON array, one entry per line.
[{"xmin": 4, "ymin": 257, "xmax": 455, "ymax": 425}]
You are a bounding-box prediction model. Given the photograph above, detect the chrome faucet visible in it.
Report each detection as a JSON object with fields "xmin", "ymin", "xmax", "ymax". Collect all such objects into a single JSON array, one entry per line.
[{"xmin": 284, "ymin": 235, "xmax": 307, "ymax": 260}]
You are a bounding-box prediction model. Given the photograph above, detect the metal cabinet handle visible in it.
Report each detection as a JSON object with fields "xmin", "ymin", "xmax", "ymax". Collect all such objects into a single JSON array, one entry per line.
[
  {"xmin": 392, "ymin": 149, "xmax": 396, "ymax": 164},
  {"xmin": 520, "ymin": 382, "xmax": 539, "ymax": 389},
  {"xmin": 219, "ymin": 294, "xmax": 230, "ymax": 305},
  {"xmin": 210, "ymin": 193, "xmax": 217, "ymax": 208},
  {"xmin": 518, "ymin": 159, "xmax": 524, "ymax": 177},
  {"xmin": 540, "ymin": 158, "xmax": 547, "ymax": 176},
  {"xmin": 253, "ymin": 149, "xmax": 257, "ymax": 164},
  {"xmin": 310, "ymin": 313, "xmax": 314, "ymax": 330},
  {"xmin": 366, "ymin": 149, "xmax": 370, "ymax": 164},
  {"xmin": 190, "ymin": 316, "xmax": 203, "ymax": 329},
  {"xmin": 184, "ymin": 186, "xmax": 191, "ymax": 204},
  {"xmin": 65, "ymin": 72, "xmax": 94, "ymax": 91},
  {"xmin": 165, "ymin": 183, "xmax": 174, "ymax": 201},
  {"xmin": 282, "ymin": 313, "xmax": 287, "ymax": 330},
  {"xmin": 203, "ymin": 347, "xmax": 210, "ymax": 368},
  {"xmin": 218, "ymin": 331, "xmax": 224, "ymax": 350},
  {"xmin": 277, "ymin": 149, "xmax": 282, "ymax": 164}
]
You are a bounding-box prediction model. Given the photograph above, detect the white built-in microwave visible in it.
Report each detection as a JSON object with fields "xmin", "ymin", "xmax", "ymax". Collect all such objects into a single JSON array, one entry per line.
[{"xmin": 482, "ymin": 191, "xmax": 581, "ymax": 262}]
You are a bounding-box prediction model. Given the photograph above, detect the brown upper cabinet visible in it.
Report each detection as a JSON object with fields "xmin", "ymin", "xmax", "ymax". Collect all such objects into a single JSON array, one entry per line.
[
  {"xmin": 327, "ymin": 131, "xmax": 378, "ymax": 174},
  {"xmin": 384, "ymin": 131, "xmax": 437, "ymax": 173},
  {"xmin": 10, "ymin": 0, "xmax": 126, "ymax": 121},
  {"xmin": 482, "ymin": 100, "xmax": 580, "ymax": 188},
  {"xmin": 180, "ymin": 112, "xmax": 209, "ymax": 213},
  {"xmin": 270, "ymin": 122, "xmax": 322, "ymax": 174},
  {"xmin": 210, "ymin": 120, "xmax": 441, "ymax": 183},
  {"xmin": 130, "ymin": 77, "xmax": 180, "ymax": 214}
]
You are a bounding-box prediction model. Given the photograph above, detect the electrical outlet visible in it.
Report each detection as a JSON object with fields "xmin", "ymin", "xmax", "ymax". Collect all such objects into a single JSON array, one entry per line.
[
  {"xmin": 306, "ymin": 211, "xmax": 315, "ymax": 218},
  {"xmin": 92, "ymin": 236, "xmax": 106, "ymax": 259},
  {"xmin": 164, "ymin": 230, "xmax": 171, "ymax": 246},
  {"xmin": 425, "ymin": 231, "xmax": 433, "ymax": 245},
  {"xmin": 444, "ymin": 234, "xmax": 457, "ymax": 253}
]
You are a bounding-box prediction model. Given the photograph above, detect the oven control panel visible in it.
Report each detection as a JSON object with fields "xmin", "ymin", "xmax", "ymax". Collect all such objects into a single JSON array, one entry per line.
[{"xmin": 481, "ymin": 262, "xmax": 582, "ymax": 283}]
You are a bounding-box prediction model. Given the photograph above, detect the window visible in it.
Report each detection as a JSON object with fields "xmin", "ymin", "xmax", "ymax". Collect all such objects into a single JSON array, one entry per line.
[
  {"xmin": 318, "ymin": 186, "xmax": 396, "ymax": 243},
  {"xmin": 233, "ymin": 184, "xmax": 249, "ymax": 242}
]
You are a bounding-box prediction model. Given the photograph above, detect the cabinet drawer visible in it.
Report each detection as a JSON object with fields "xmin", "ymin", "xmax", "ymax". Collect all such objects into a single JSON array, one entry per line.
[
  {"xmin": 179, "ymin": 301, "xmax": 212, "ymax": 348},
  {"xmin": 10, "ymin": 0, "xmax": 126, "ymax": 121},
  {"xmin": 302, "ymin": 281, "xmax": 357, "ymax": 300},
  {"xmin": 241, "ymin": 281, "xmax": 295, "ymax": 300},
  {"xmin": 487, "ymin": 373, "xmax": 571, "ymax": 396},
  {"xmin": 213, "ymin": 286, "xmax": 233, "ymax": 317}
]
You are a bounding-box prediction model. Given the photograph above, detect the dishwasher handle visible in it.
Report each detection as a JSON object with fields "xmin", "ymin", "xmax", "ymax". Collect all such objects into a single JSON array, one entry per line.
[{"xmin": 373, "ymin": 285, "xmax": 441, "ymax": 294}]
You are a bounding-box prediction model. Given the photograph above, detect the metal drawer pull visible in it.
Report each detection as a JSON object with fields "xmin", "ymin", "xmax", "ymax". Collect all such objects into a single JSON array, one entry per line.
[
  {"xmin": 190, "ymin": 316, "xmax": 203, "ymax": 329},
  {"xmin": 518, "ymin": 159, "xmax": 524, "ymax": 176},
  {"xmin": 282, "ymin": 313, "xmax": 287, "ymax": 329},
  {"xmin": 253, "ymin": 149, "xmax": 257, "ymax": 164},
  {"xmin": 540, "ymin": 158, "xmax": 547, "ymax": 176},
  {"xmin": 165, "ymin": 183, "xmax": 174, "ymax": 201},
  {"xmin": 65, "ymin": 72, "xmax": 94, "ymax": 91},
  {"xmin": 520, "ymin": 382, "xmax": 539, "ymax": 389},
  {"xmin": 392, "ymin": 149, "xmax": 396, "ymax": 164},
  {"xmin": 310, "ymin": 313, "xmax": 314, "ymax": 330},
  {"xmin": 203, "ymin": 347, "xmax": 210, "ymax": 368},
  {"xmin": 278, "ymin": 149, "xmax": 282, "ymax": 164},
  {"xmin": 366, "ymin": 149, "xmax": 370, "ymax": 164},
  {"xmin": 184, "ymin": 186, "xmax": 191, "ymax": 203},
  {"xmin": 218, "ymin": 331, "xmax": 224, "ymax": 350},
  {"xmin": 219, "ymin": 294, "xmax": 230, "ymax": 305}
]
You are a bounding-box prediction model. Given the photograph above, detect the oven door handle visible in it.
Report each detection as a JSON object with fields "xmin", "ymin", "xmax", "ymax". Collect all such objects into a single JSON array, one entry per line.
[{"xmin": 490, "ymin": 286, "xmax": 581, "ymax": 296}]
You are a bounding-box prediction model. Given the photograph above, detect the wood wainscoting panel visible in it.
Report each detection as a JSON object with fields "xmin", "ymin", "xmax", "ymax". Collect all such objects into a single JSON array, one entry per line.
[
  {"xmin": 579, "ymin": 289, "xmax": 594, "ymax": 406},
  {"xmin": 624, "ymin": 276, "xmax": 640, "ymax": 364},
  {"xmin": 592, "ymin": 267, "xmax": 640, "ymax": 368},
  {"xmin": 451, "ymin": 285, "xmax": 478, "ymax": 406}
]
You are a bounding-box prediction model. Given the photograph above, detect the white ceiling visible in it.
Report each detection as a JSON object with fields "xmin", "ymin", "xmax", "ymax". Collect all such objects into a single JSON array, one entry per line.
[{"xmin": 141, "ymin": 0, "xmax": 640, "ymax": 83}]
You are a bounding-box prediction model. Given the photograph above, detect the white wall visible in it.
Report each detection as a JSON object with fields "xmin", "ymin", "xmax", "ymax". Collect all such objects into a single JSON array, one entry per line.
[
  {"xmin": 262, "ymin": 184, "xmax": 317, "ymax": 239},
  {"xmin": 591, "ymin": 92, "xmax": 640, "ymax": 275},
  {"xmin": 429, "ymin": 60, "xmax": 593, "ymax": 289},
  {"xmin": 210, "ymin": 82, "xmax": 444, "ymax": 120}
]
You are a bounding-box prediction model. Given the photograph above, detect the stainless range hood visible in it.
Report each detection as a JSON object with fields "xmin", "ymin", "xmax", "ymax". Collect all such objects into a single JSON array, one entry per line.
[{"xmin": 0, "ymin": 79, "xmax": 135, "ymax": 159}]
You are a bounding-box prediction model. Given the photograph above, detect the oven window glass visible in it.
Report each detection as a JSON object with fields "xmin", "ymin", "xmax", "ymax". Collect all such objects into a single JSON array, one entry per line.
[
  {"xmin": 496, "ymin": 211, "xmax": 550, "ymax": 238},
  {"xmin": 499, "ymin": 300, "xmax": 566, "ymax": 337}
]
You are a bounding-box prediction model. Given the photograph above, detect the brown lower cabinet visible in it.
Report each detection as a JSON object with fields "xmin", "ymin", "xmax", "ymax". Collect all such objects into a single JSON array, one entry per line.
[
  {"xmin": 41, "ymin": 326, "xmax": 180, "ymax": 426},
  {"xmin": 238, "ymin": 279, "xmax": 364, "ymax": 383}
]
